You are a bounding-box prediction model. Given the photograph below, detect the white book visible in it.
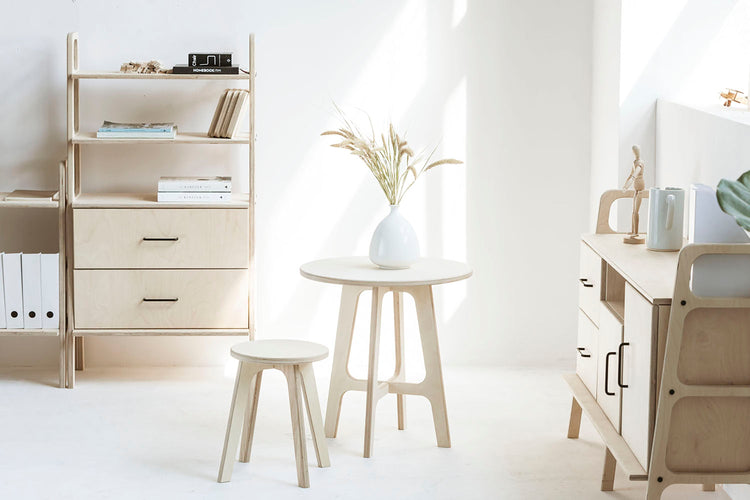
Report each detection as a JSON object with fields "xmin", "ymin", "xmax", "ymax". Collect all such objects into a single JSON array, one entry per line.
[
  {"xmin": 158, "ymin": 176, "xmax": 231, "ymax": 192},
  {"xmin": 157, "ymin": 191, "xmax": 232, "ymax": 203},
  {"xmin": 41, "ymin": 254, "xmax": 59, "ymax": 329},
  {"xmin": 2, "ymin": 253, "xmax": 23, "ymax": 329},
  {"xmin": 0, "ymin": 253, "xmax": 6, "ymax": 328},
  {"xmin": 21, "ymin": 253, "xmax": 42, "ymax": 329}
]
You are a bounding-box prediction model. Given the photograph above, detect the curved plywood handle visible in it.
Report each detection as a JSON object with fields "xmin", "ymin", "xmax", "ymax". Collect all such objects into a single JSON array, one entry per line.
[{"xmin": 596, "ymin": 189, "xmax": 650, "ymax": 234}]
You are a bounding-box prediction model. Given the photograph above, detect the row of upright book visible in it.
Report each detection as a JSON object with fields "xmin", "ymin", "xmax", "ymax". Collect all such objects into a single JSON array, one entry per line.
[{"xmin": 0, "ymin": 253, "xmax": 59, "ymax": 329}]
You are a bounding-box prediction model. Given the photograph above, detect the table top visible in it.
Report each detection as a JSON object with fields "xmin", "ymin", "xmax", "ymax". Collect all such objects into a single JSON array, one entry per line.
[
  {"xmin": 300, "ymin": 257, "xmax": 473, "ymax": 287},
  {"xmin": 582, "ymin": 233, "xmax": 680, "ymax": 304}
]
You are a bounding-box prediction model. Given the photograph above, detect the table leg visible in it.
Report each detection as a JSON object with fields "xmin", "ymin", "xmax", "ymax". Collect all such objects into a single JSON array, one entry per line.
[
  {"xmin": 324, "ymin": 285, "xmax": 365, "ymax": 438},
  {"xmin": 364, "ymin": 286, "xmax": 385, "ymax": 458},
  {"xmin": 410, "ymin": 285, "xmax": 451, "ymax": 448},
  {"xmin": 393, "ymin": 291, "xmax": 406, "ymax": 430}
]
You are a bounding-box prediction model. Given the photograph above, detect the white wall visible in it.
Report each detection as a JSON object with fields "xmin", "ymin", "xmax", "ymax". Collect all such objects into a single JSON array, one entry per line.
[{"xmin": 0, "ymin": 0, "xmax": 593, "ymax": 370}]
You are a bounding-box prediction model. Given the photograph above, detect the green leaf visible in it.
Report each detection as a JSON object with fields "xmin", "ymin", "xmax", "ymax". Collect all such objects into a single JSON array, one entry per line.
[{"xmin": 717, "ymin": 173, "xmax": 750, "ymax": 231}]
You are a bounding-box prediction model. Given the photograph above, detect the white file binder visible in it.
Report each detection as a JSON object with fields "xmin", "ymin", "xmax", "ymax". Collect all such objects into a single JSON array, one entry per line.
[
  {"xmin": 40, "ymin": 254, "xmax": 59, "ymax": 329},
  {"xmin": 3, "ymin": 253, "xmax": 23, "ymax": 329},
  {"xmin": 0, "ymin": 253, "xmax": 6, "ymax": 329},
  {"xmin": 21, "ymin": 253, "xmax": 42, "ymax": 329}
]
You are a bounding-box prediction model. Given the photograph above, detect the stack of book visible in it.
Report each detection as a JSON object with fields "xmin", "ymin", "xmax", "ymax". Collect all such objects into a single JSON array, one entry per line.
[
  {"xmin": 173, "ymin": 52, "xmax": 239, "ymax": 75},
  {"xmin": 0, "ymin": 253, "xmax": 59, "ymax": 330},
  {"xmin": 96, "ymin": 121, "xmax": 177, "ymax": 139},
  {"xmin": 157, "ymin": 176, "xmax": 232, "ymax": 203},
  {"xmin": 208, "ymin": 89, "xmax": 249, "ymax": 138}
]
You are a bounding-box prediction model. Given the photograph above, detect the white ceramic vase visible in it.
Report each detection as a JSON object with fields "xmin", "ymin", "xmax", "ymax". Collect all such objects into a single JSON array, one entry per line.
[{"xmin": 369, "ymin": 205, "xmax": 420, "ymax": 269}]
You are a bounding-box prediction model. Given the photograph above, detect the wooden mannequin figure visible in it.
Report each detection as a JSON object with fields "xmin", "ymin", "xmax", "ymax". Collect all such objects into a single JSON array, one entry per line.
[{"xmin": 623, "ymin": 145, "xmax": 646, "ymax": 244}]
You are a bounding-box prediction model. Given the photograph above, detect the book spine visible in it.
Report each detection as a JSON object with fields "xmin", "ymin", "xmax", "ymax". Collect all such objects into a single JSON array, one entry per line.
[
  {"xmin": 172, "ymin": 65, "xmax": 239, "ymax": 75},
  {"xmin": 157, "ymin": 181, "xmax": 231, "ymax": 192},
  {"xmin": 157, "ymin": 192, "xmax": 231, "ymax": 202},
  {"xmin": 189, "ymin": 53, "xmax": 232, "ymax": 67}
]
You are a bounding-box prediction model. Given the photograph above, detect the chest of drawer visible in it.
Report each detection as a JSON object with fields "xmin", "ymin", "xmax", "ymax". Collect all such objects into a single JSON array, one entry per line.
[
  {"xmin": 73, "ymin": 269, "xmax": 248, "ymax": 329},
  {"xmin": 73, "ymin": 208, "xmax": 248, "ymax": 269}
]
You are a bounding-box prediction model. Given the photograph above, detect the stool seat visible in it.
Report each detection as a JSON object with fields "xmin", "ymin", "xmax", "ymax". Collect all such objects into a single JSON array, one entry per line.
[{"xmin": 231, "ymin": 340, "xmax": 328, "ymax": 365}]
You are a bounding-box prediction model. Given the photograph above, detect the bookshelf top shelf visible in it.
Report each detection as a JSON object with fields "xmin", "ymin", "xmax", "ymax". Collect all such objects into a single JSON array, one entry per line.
[
  {"xmin": 72, "ymin": 131, "xmax": 250, "ymax": 145},
  {"xmin": 72, "ymin": 71, "xmax": 250, "ymax": 81},
  {"xmin": 0, "ymin": 329, "xmax": 60, "ymax": 337},
  {"xmin": 72, "ymin": 192, "xmax": 250, "ymax": 209},
  {"xmin": 0, "ymin": 192, "xmax": 59, "ymax": 209}
]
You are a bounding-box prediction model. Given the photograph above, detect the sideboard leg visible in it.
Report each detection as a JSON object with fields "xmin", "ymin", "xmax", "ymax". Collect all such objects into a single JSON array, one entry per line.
[
  {"xmin": 702, "ymin": 484, "xmax": 715, "ymax": 491},
  {"xmin": 601, "ymin": 447, "xmax": 616, "ymax": 491},
  {"xmin": 567, "ymin": 397, "xmax": 582, "ymax": 439}
]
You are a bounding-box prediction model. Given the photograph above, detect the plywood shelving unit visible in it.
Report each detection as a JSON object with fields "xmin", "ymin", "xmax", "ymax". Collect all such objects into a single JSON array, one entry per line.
[{"xmin": 65, "ymin": 32, "xmax": 256, "ymax": 388}]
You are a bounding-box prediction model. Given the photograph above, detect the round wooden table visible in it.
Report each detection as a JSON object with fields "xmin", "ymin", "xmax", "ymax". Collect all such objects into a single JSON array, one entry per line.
[{"xmin": 300, "ymin": 257, "xmax": 472, "ymax": 457}]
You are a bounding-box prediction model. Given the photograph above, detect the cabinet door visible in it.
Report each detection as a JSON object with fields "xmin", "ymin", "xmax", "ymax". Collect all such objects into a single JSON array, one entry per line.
[
  {"xmin": 576, "ymin": 309, "xmax": 598, "ymax": 395},
  {"xmin": 621, "ymin": 284, "xmax": 657, "ymax": 470},
  {"xmin": 597, "ymin": 304, "xmax": 623, "ymax": 431},
  {"xmin": 579, "ymin": 242, "xmax": 602, "ymax": 326}
]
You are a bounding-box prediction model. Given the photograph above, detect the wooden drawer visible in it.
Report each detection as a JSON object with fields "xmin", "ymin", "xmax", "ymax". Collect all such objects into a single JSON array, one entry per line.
[
  {"xmin": 578, "ymin": 242, "xmax": 602, "ymax": 326},
  {"xmin": 73, "ymin": 208, "xmax": 248, "ymax": 269},
  {"xmin": 576, "ymin": 309, "xmax": 598, "ymax": 396},
  {"xmin": 74, "ymin": 269, "xmax": 248, "ymax": 329},
  {"xmin": 596, "ymin": 304, "xmax": 623, "ymax": 431}
]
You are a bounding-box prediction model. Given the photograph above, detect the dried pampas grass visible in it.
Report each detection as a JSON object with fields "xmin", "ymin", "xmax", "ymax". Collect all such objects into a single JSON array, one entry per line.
[{"xmin": 322, "ymin": 109, "xmax": 463, "ymax": 205}]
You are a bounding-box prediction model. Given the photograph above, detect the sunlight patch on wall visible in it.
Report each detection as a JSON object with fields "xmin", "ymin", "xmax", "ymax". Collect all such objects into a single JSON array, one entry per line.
[
  {"xmin": 452, "ymin": 0, "xmax": 467, "ymax": 28},
  {"xmin": 620, "ymin": 0, "xmax": 688, "ymax": 104},
  {"xmin": 441, "ymin": 76, "xmax": 467, "ymax": 319}
]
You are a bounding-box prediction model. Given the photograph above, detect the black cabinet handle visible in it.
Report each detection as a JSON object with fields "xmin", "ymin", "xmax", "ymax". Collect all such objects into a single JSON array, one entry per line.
[
  {"xmin": 618, "ymin": 342, "xmax": 630, "ymax": 388},
  {"xmin": 579, "ymin": 278, "xmax": 594, "ymax": 288},
  {"xmin": 143, "ymin": 298, "xmax": 179, "ymax": 302},
  {"xmin": 143, "ymin": 237, "xmax": 179, "ymax": 242},
  {"xmin": 576, "ymin": 347, "xmax": 591, "ymax": 358},
  {"xmin": 604, "ymin": 351, "xmax": 616, "ymax": 396}
]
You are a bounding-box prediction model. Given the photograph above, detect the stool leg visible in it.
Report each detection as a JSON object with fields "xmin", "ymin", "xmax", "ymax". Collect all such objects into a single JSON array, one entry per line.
[
  {"xmin": 410, "ymin": 285, "xmax": 451, "ymax": 448},
  {"xmin": 325, "ymin": 285, "xmax": 364, "ymax": 438},
  {"xmin": 239, "ymin": 371, "xmax": 263, "ymax": 463},
  {"xmin": 393, "ymin": 291, "xmax": 406, "ymax": 430},
  {"xmin": 283, "ymin": 365, "xmax": 310, "ymax": 488},
  {"xmin": 300, "ymin": 363, "xmax": 330, "ymax": 467},
  {"xmin": 218, "ymin": 362, "xmax": 259, "ymax": 483},
  {"xmin": 364, "ymin": 287, "xmax": 385, "ymax": 458}
]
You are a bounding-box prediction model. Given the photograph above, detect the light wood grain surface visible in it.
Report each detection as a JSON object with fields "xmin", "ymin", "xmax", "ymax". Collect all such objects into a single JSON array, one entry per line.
[
  {"xmin": 300, "ymin": 257, "xmax": 472, "ymax": 287},
  {"xmin": 72, "ymin": 193, "xmax": 249, "ymax": 209}
]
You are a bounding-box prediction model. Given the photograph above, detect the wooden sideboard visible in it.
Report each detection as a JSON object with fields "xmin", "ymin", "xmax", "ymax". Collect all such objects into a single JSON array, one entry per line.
[
  {"xmin": 567, "ymin": 190, "xmax": 750, "ymax": 498},
  {"xmin": 566, "ymin": 233, "xmax": 678, "ymax": 487}
]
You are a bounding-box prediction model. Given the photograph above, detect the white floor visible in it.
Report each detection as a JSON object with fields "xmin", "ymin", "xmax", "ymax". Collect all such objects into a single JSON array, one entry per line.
[{"xmin": 0, "ymin": 366, "xmax": 731, "ymax": 500}]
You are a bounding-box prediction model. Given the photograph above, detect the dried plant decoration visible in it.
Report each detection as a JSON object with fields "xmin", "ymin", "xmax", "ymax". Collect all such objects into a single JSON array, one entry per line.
[{"xmin": 322, "ymin": 108, "xmax": 463, "ymax": 205}]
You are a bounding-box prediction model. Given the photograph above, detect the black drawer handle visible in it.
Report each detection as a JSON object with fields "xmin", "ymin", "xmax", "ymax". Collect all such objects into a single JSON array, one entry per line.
[
  {"xmin": 143, "ymin": 237, "xmax": 179, "ymax": 242},
  {"xmin": 618, "ymin": 342, "xmax": 630, "ymax": 388},
  {"xmin": 604, "ymin": 351, "xmax": 616, "ymax": 396},
  {"xmin": 576, "ymin": 347, "xmax": 591, "ymax": 358},
  {"xmin": 579, "ymin": 278, "xmax": 594, "ymax": 288},
  {"xmin": 143, "ymin": 297, "xmax": 179, "ymax": 302}
]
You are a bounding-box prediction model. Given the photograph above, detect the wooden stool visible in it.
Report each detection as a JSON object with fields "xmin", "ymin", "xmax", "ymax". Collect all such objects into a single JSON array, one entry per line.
[{"xmin": 217, "ymin": 340, "xmax": 330, "ymax": 487}]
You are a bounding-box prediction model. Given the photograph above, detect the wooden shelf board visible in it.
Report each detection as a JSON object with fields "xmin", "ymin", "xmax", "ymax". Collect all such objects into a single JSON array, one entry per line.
[
  {"xmin": 0, "ymin": 192, "xmax": 59, "ymax": 208},
  {"xmin": 0, "ymin": 329, "xmax": 60, "ymax": 337},
  {"xmin": 74, "ymin": 328, "xmax": 249, "ymax": 336},
  {"xmin": 603, "ymin": 300, "xmax": 625, "ymax": 324},
  {"xmin": 72, "ymin": 131, "xmax": 250, "ymax": 145},
  {"xmin": 563, "ymin": 372, "xmax": 648, "ymax": 481},
  {"xmin": 72, "ymin": 71, "xmax": 250, "ymax": 81},
  {"xmin": 72, "ymin": 192, "xmax": 249, "ymax": 209}
]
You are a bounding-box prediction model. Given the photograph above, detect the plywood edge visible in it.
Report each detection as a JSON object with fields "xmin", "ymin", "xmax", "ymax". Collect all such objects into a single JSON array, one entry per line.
[
  {"xmin": 563, "ymin": 372, "xmax": 648, "ymax": 481},
  {"xmin": 73, "ymin": 328, "xmax": 249, "ymax": 336}
]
